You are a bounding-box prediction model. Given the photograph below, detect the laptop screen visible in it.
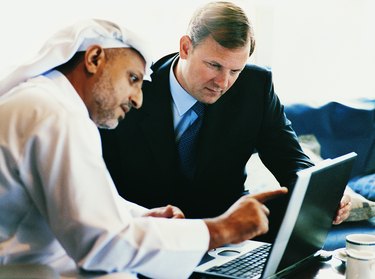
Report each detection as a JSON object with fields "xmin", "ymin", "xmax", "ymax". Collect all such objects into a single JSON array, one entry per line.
[
  {"xmin": 194, "ymin": 152, "xmax": 357, "ymax": 279},
  {"xmin": 263, "ymin": 152, "xmax": 357, "ymax": 277}
]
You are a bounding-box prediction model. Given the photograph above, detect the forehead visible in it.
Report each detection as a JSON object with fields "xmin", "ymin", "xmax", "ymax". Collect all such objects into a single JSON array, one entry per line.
[
  {"xmin": 109, "ymin": 48, "xmax": 146, "ymax": 75},
  {"xmin": 192, "ymin": 36, "xmax": 250, "ymax": 69}
]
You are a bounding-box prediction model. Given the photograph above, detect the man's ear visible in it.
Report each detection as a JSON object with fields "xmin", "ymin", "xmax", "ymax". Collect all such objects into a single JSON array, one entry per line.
[
  {"xmin": 179, "ymin": 35, "xmax": 192, "ymax": 59},
  {"xmin": 85, "ymin": 45, "xmax": 106, "ymax": 74}
]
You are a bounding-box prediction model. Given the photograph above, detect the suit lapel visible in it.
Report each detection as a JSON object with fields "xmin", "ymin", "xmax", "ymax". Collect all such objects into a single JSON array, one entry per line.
[
  {"xmin": 138, "ymin": 57, "xmax": 180, "ymax": 177},
  {"xmin": 195, "ymin": 88, "xmax": 240, "ymax": 175}
]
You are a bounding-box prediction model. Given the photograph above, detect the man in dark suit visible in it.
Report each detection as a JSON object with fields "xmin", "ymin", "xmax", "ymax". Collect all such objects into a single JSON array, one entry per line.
[{"xmin": 100, "ymin": 1, "xmax": 351, "ymax": 240}]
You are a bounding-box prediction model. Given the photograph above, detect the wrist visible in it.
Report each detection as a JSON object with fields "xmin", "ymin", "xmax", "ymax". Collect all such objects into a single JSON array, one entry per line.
[{"xmin": 204, "ymin": 217, "xmax": 229, "ymax": 250}]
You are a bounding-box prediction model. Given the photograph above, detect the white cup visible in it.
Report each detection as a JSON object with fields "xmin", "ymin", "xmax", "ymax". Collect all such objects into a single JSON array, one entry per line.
[
  {"xmin": 346, "ymin": 234, "xmax": 375, "ymax": 253},
  {"xmin": 346, "ymin": 250, "xmax": 375, "ymax": 279}
]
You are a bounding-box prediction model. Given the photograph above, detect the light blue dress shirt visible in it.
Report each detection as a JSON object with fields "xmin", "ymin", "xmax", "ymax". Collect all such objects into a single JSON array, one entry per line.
[{"xmin": 169, "ymin": 58, "xmax": 199, "ymax": 141}]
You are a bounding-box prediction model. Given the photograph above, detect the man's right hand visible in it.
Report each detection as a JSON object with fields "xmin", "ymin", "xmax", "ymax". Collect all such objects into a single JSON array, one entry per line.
[{"xmin": 204, "ymin": 187, "xmax": 288, "ymax": 250}]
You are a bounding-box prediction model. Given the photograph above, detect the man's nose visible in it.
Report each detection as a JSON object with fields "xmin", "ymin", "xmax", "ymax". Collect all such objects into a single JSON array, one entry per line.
[
  {"xmin": 214, "ymin": 71, "xmax": 230, "ymax": 89},
  {"xmin": 130, "ymin": 88, "xmax": 143, "ymax": 109}
]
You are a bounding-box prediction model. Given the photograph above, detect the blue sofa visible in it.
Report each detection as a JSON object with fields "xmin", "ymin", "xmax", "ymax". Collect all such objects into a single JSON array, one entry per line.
[{"xmin": 284, "ymin": 98, "xmax": 375, "ymax": 250}]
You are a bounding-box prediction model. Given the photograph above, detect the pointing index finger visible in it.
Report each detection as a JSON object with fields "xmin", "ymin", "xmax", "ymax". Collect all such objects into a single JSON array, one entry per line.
[{"xmin": 251, "ymin": 187, "xmax": 288, "ymax": 203}]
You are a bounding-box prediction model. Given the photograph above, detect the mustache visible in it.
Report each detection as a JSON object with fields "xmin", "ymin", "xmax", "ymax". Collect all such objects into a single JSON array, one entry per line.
[{"xmin": 121, "ymin": 103, "xmax": 132, "ymax": 113}]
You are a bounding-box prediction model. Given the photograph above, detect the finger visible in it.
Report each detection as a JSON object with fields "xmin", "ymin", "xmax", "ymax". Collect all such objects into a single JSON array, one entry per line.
[
  {"xmin": 339, "ymin": 203, "xmax": 352, "ymax": 215},
  {"xmin": 333, "ymin": 218, "xmax": 341, "ymax": 225},
  {"xmin": 346, "ymin": 201, "xmax": 352, "ymax": 210},
  {"xmin": 335, "ymin": 216, "xmax": 344, "ymax": 224},
  {"xmin": 251, "ymin": 187, "xmax": 288, "ymax": 203},
  {"xmin": 334, "ymin": 207, "xmax": 350, "ymax": 224},
  {"xmin": 172, "ymin": 212, "xmax": 185, "ymax": 219},
  {"xmin": 162, "ymin": 205, "xmax": 174, "ymax": 218},
  {"xmin": 262, "ymin": 204, "xmax": 270, "ymax": 216},
  {"xmin": 143, "ymin": 211, "xmax": 158, "ymax": 217},
  {"xmin": 146, "ymin": 206, "xmax": 173, "ymax": 218},
  {"xmin": 172, "ymin": 208, "xmax": 185, "ymax": 219},
  {"xmin": 334, "ymin": 210, "xmax": 349, "ymax": 224},
  {"xmin": 340, "ymin": 195, "xmax": 351, "ymax": 207}
]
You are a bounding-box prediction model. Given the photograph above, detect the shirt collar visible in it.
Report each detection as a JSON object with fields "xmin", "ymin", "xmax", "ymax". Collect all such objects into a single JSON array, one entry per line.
[{"xmin": 169, "ymin": 58, "xmax": 197, "ymax": 117}]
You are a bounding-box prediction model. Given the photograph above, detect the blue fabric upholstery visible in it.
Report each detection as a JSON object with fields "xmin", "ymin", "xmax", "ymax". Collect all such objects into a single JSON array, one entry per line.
[
  {"xmin": 348, "ymin": 173, "xmax": 375, "ymax": 201},
  {"xmin": 323, "ymin": 217, "xmax": 375, "ymax": 250},
  {"xmin": 284, "ymin": 99, "xmax": 375, "ymax": 251},
  {"xmin": 284, "ymin": 99, "xmax": 375, "ymax": 178}
]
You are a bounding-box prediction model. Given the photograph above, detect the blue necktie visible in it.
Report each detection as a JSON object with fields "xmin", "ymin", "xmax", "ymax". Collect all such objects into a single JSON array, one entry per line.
[{"xmin": 177, "ymin": 102, "xmax": 205, "ymax": 180}]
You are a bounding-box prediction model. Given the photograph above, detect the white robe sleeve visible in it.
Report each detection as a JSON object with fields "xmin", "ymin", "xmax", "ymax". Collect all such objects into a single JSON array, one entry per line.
[{"xmin": 14, "ymin": 80, "xmax": 209, "ymax": 279}]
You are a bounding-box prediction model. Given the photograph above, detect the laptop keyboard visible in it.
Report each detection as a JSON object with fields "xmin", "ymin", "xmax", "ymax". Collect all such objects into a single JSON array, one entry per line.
[{"xmin": 206, "ymin": 244, "xmax": 271, "ymax": 278}]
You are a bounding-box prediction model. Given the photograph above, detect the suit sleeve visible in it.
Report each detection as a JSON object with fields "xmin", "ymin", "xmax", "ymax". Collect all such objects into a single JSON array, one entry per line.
[
  {"xmin": 256, "ymin": 70, "xmax": 314, "ymax": 189},
  {"xmin": 249, "ymin": 70, "xmax": 314, "ymax": 243}
]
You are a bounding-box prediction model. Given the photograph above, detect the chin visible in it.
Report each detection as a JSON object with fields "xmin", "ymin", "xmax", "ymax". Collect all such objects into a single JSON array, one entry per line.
[
  {"xmin": 97, "ymin": 120, "xmax": 119, "ymax": 130},
  {"xmin": 203, "ymin": 96, "xmax": 221, "ymax": 105},
  {"xmin": 107, "ymin": 121, "xmax": 119, "ymax": 129},
  {"xmin": 199, "ymin": 92, "xmax": 222, "ymax": 104}
]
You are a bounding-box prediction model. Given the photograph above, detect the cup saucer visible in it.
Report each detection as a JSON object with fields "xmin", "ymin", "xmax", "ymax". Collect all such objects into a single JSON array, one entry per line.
[{"xmin": 333, "ymin": 248, "xmax": 347, "ymax": 262}]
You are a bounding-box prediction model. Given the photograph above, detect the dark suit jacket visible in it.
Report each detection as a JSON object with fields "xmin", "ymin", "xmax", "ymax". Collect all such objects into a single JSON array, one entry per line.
[{"xmin": 100, "ymin": 53, "xmax": 313, "ymax": 238}]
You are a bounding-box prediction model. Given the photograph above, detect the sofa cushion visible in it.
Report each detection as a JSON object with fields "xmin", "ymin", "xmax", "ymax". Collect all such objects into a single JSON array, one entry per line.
[
  {"xmin": 284, "ymin": 99, "xmax": 375, "ymax": 178},
  {"xmin": 348, "ymin": 173, "xmax": 375, "ymax": 201},
  {"xmin": 246, "ymin": 135, "xmax": 375, "ymax": 222}
]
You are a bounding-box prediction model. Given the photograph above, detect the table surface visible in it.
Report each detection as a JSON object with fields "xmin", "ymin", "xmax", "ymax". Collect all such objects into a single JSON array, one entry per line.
[
  {"xmin": 285, "ymin": 257, "xmax": 345, "ymax": 279},
  {"xmin": 189, "ymin": 256, "xmax": 346, "ymax": 279},
  {"xmin": 0, "ymin": 257, "xmax": 347, "ymax": 279}
]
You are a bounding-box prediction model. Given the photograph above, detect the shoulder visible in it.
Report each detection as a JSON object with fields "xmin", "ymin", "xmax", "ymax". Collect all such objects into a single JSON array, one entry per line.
[
  {"xmin": 2, "ymin": 77, "xmax": 60, "ymax": 112},
  {"xmin": 242, "ymin": 64, "xmax": 272, "ymax": 79},
  {"xmin": 142, "ymin": 53, "xmax": 177, "ymax": 94},
  {"xmin": 231, "ymin": 64, "xmax": 273, "ymax": 90},
  {"xmin": 151, "ymin": 53, "xmax": 178, "ymax": 72},
  {"xmin": 2, "ymin": 76, "xmax": 87, "ymax": 129},
  {"xmin": 148, "ymin": 53, "xmax": 178, "ymax": 80}
]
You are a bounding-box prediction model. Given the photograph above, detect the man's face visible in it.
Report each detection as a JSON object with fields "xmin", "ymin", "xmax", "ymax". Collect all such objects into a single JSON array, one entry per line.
[
  {"xmin": 177, "ymin": 35, "xmax": 250, "ymax": 104},
  {"xmin": 90, "ymin": 48, "xmax": 145, "ymax": 129}
]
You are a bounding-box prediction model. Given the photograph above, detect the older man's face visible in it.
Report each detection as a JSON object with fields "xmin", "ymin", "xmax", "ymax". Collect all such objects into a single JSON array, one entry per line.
[{"xmin": 90, "ymin": 48, "xmax": 145, "ymax": 129}]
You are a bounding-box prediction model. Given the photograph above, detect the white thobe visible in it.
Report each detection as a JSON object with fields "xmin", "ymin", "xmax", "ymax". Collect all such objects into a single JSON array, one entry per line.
[{"xmin": 0, "ymin": 70, "xmax": 209, "ymax": 279}]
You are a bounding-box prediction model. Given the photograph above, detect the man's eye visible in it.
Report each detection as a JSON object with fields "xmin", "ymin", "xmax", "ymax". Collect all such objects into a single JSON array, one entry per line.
[
  {"xmin": 230, "ymin": 70, "xmax": 241, "ymax": 76},
  {"xmin": 207, "ymin": 62, "xmax": 220, "ymax": 69},
  {"xmin": 130, "ymin": 74, "xmax": 139, "ymax": 83}
]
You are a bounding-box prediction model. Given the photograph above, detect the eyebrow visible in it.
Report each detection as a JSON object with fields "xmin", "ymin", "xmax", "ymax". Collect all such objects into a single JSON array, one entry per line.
[{"xmin": 206, "ymin": 60, "xmax": 243, "ymax": 72}]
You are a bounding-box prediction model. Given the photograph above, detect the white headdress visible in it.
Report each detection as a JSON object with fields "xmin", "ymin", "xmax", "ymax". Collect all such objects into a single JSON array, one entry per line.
[{"xmin": 0, "ymin": 19, "xmax": 153, "ymax": 96}]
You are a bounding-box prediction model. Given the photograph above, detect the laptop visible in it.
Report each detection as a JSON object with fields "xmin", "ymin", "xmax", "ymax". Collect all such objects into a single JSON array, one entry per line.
[{"xmin": 194, "ymin": 152, "xmax": 357, "ymax": 279}]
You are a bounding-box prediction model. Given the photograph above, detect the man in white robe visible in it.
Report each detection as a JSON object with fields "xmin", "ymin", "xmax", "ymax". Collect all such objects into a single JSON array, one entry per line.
[{"xmin": 0, "ymin": 19, "xmax": 287, "ymax": 278}]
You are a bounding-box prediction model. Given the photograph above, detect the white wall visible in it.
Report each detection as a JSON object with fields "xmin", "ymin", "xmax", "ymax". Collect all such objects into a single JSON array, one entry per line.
[
  {"xmin": 1, "ymin": 0, "xmax": 374, "ymax": 103},
  {"xmin": 269, "ymin": 0, "xmax": 375, "ymax": 104},
  {"xmin": 0, "ymin": 0, "xmax": 248, "ymax": 70}
]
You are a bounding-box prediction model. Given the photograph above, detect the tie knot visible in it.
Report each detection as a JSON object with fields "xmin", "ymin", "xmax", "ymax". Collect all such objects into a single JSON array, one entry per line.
[{"xmin": 192, "ymin": 101, "xmax": 205, "ymax": 117}]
